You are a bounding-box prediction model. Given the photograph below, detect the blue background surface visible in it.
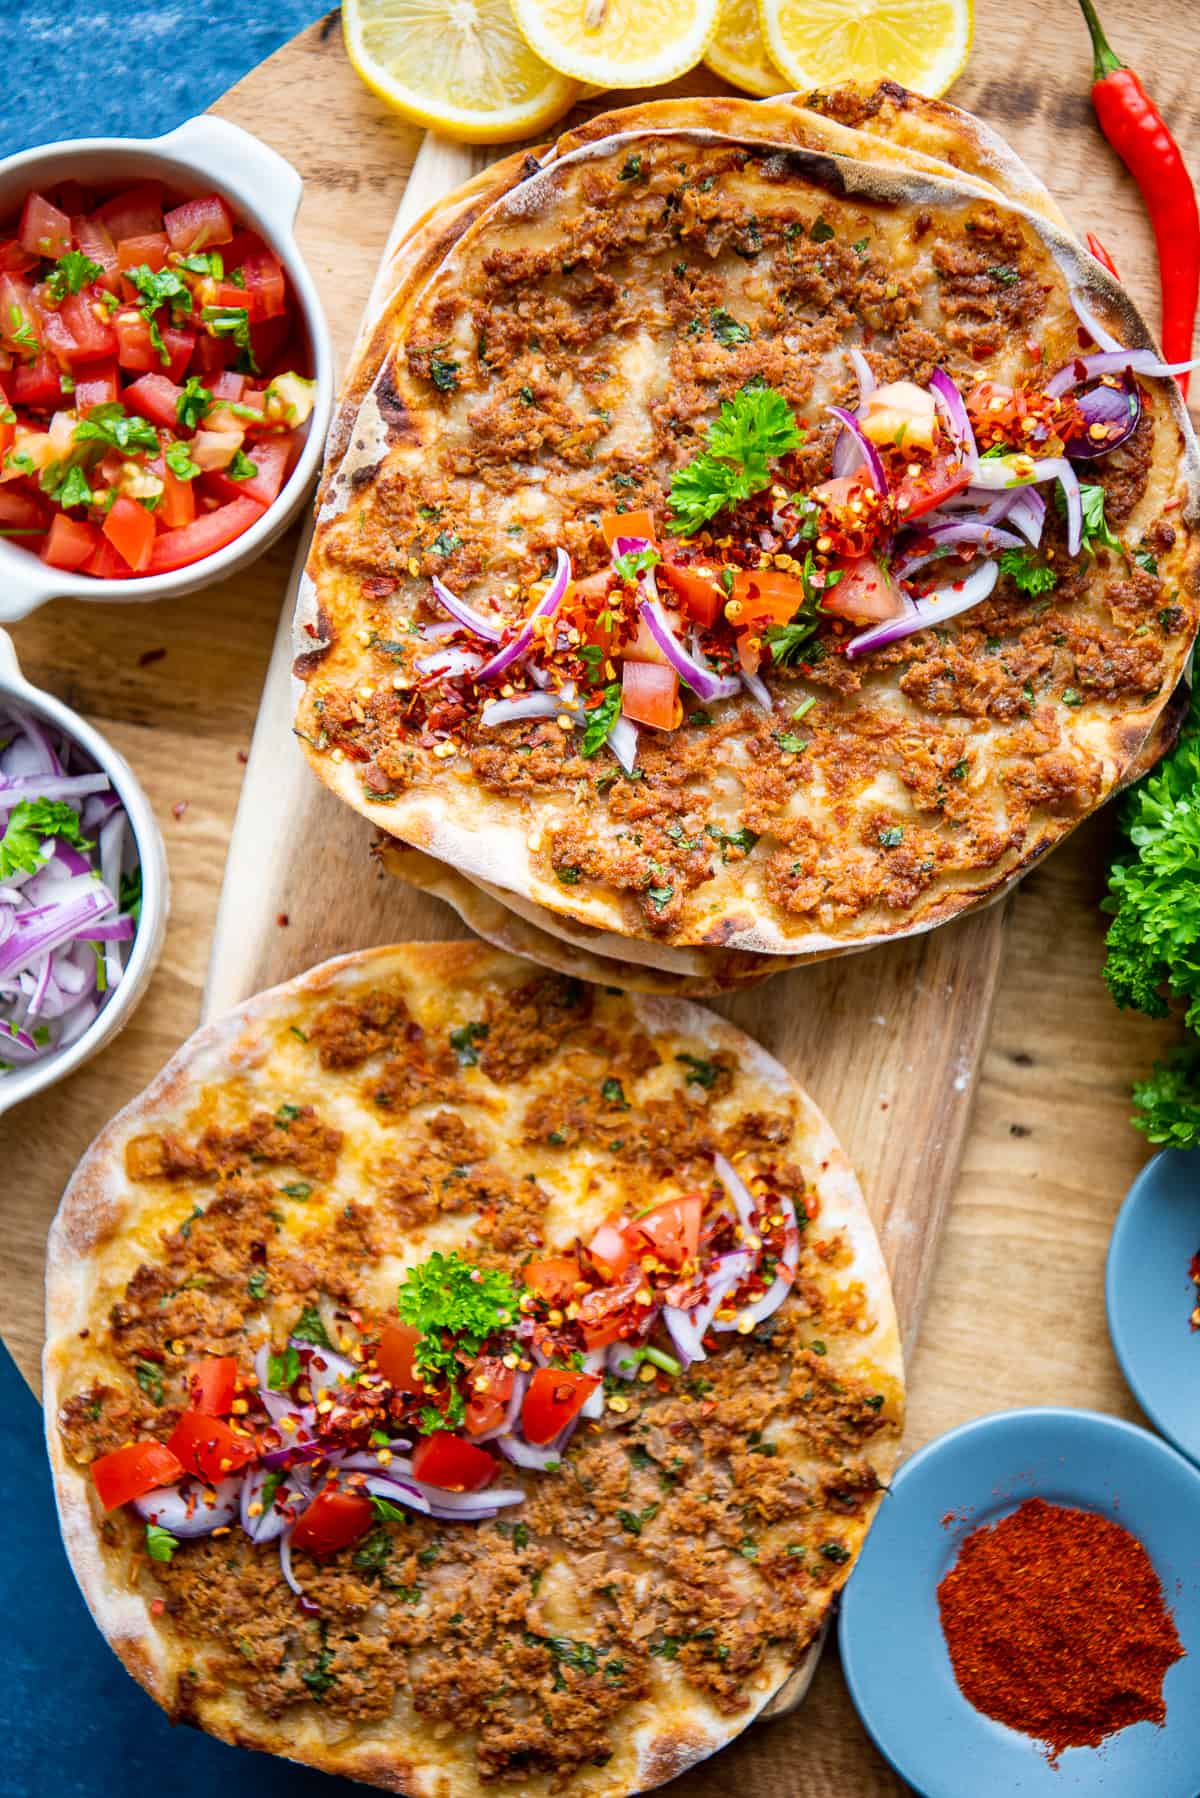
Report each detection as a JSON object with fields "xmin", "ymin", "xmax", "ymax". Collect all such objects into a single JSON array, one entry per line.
[{"xmin": 0, "ymin": 14, "xmax": 350, "ymax": 1797}]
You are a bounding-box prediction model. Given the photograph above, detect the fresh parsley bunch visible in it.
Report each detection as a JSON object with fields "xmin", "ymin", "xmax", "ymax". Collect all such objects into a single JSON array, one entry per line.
[
  {"xmin": 1102, "ymin": 682, "xmax": 1200, "ymax": 1145},
  {"xmin": 669, "ymin": 385, "xmax": 803, "ymax": 535},
  {"xmin": 396, "ymin": 1251, "xmax": 518, "ymax": 1430}
]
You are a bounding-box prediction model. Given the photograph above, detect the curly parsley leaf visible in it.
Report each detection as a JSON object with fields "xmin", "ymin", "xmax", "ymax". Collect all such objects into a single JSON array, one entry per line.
[
  {"xmin": 669, "ymin": 384, "xmax": 803, "ymax": 535},
  {"xmin": 396, "ymin": 1251, "xmax": 518, "ymax": 1430},
  {"xmin": 581, "ymin": 684, "xmax": 623, "ymax": 757},
  {"xmin": 291, "ymin": 1304, "xmax": 332, "ymax": 1348},
  {"xmin": 612, "ymin": 544, "xmax": 660, "ymax": 584},
  {"xmin": 0, "ymin": 799, "xmax": 92, "ymax": 881},
  {"xmin": 998, "ymin": 548, "xmax": 1058, "ymax": 596},
  {"xmin": 43, "ymin": 251, "xmax": 103, "ymax": 300}
]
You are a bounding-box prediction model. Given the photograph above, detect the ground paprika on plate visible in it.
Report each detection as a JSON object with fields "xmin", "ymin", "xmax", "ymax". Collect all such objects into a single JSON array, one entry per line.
[{"xmin": 937, "ymin": 1496, "xmax": 1184, "ymax": 1763}]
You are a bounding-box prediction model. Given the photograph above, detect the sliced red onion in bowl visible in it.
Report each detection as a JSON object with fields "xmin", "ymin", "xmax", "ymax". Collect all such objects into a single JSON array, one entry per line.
[
  {"xmin": 846, "ymin": 559, "xmax": 1000, "ymax": 658},
  {"xmin": 476, "ymin": 550, "xmax": 572, "ymax": 684},
  {"xmin": 827, "ymin": 407, "xmax": 888, "ymax": 493},
  {"xmin": 1062, "ymin": 374, "xmax": 1140, "ymax": 458},
  {"xmin": 638, "ymin": 597, "xmax": 741, "ymax": 702},
  {"xmin": 929, "ymin": 368, "xmax": 978, "ymax": 474},
  {"xmin": 710, "ymin": 1196, "xmax": 801, "ymax": 1333},
  {"xmin": 431, "ymin": 574, "xmax": 503, "ymax": 643},
  {"xmin": 134, "ymin": 1474, "xmax": 242, "ymax": 1536}
]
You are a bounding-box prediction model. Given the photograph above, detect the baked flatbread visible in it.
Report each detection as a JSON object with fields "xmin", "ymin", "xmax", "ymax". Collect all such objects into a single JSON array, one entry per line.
[
  {"xmin": 295, "ymin": 91, "xmax": 1198, "ymax": 968},
  {"xmin": 46, "ymin": 942, "xmax": 902, "ymax": 1797}
]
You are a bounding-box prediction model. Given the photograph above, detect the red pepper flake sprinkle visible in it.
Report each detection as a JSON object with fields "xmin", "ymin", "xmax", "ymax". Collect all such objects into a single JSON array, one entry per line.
[{"xmin": 938, "ymin": 1497, "xmax": 1184, "ymax": 1763}]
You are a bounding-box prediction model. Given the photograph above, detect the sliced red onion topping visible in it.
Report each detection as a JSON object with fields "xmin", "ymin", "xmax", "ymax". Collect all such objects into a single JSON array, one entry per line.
[
  {"xmin": 929, "ymin": 368, "xmax": 978, "ymax": 473},
  {"xmin": 414, "ymin": 646, "xmax": 484, "ymax": 682},
  {"xmin": 294, "ymin": 1343, "xmax": 358, "ymax": 1399},
  {"xmin": 827, "ymin": 406, "xmax": 888, "ymax": 493},
  {"xmin": 638, "ymin": 597, "xmax": 741, "ymax": 702},
  {"xmin": 1007, "ymin": 491, "xmax": 1046, "ymax": 547},
  {"xmin": 846, "ymin": 559, "xmax": 1000, "ymax": 658},
  {"xmin": 279, "ymin": 1527, "xmax": 304, "ymax": 1598},
  {"xmin": 475, "ymin": 549, "xmax": 571, "ymax": 684},
  {"xmin": 1033, "ymin": 457, "xmax": 1082, "ymax": 555},
  {"xmin": 848, "ymin": 345, "xmax": 876, "ymax": 404},
  {"xmin": 740, "ymin": 668, "xmax": 772, "ymax": 713},
  {"xmin": 410, "ymin": 1480, "xmax": 525, "ymax": 1517},
  {"xmin": 1044, "ymin": 346, "xmax": 1200, "ymax": 399},
  {"xmin": 896, "ymin": 523, "xmax": 1024, "ymax": 582},
  {"xmin": 134, "ymin": 1475, "xmax": 241, "ymax": 1537},
  {"xmin": 580, "ymin": 1350, "xmax": 606, "ymax": 1420},
  {"xmin": 476, "ymin": 1368, "xmax": 529, "ymax": 1442},
  {"xmin": 241, "ymin": 1463, "xmax": 304, "ymax": 1545},
  {"xmin": 496, "ymin": 1414, "xmax": 579, "ymax": 1470},
  {"xmin": 607, "ymin": 714, "xmax": 639, "ymax": 774},
  {"xmin": 713, "ymin": 1152, "xmax": 757, "ymax": 1232},
  {"xmin": 711, "ymin": 1196, "xmax": 801, "ymax": 1333},
  {"xmin": 1062, "ymin": 374, "xmax": 1140, "ymax": 459},
  {"xmin": 359, "ymin": 1472, "xmax": 432, "ymax": 1514},
  {"xmin": 430, "ymin": 574, "xmax": 503, "ymax": 643},
  {"xmin": 479, "ymin": 693, "xmax": 571, "ymax": 729},
  {"xmin": 1068, "ymin": 288, "xmax": 1123, "ymax": 354},
  {"xmin": 663, "ymin": 1247, "xmax": 757, "ymax": 1366},
  {"xmin": 606, "ymin": 1341, "xmax": 641, "ymax": 1380}
]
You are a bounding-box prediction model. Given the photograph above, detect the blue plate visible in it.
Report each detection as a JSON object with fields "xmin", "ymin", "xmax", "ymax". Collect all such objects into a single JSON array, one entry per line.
[
  {"xmin": 1107, "ymin": 1147, "xmax": 1200, "ymax": 1466},
  {"xmin": 838, "ymin": 1407, "xmax": 1200, "ymax": 1798}
]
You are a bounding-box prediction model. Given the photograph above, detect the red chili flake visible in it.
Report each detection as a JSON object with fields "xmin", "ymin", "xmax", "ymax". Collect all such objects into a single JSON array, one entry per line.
[
  {"xmin": 237, "ymin": 749, "xmax": 249, "ymax": 765},
  {"xmin": 303, "ymin": 622, "xmax": 320, "ymax": 639},
  {"xmin": 138, "ymin": 647, "xmax": 166, "ymax": 668},
  {"xmin": 171, "ymin": 800, "xmax": 188, "ymax": 820},
  {"xmin": 277, "ymin": 913, "xmax": 289, "ymax": 927},
  {"xmin": 150, "ymin": 1598, "xmax": 166, "ymax": 1616}
]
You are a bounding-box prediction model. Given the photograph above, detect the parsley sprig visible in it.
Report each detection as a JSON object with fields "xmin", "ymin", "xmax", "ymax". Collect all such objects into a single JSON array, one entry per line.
[
  {"xmin": 669, "ymin": 384, "xmax": 804, "ymax": 535},
  {"xmin": 396, "ymin": 1251, "xmax": 518, "ymax": 1431},
  {"xmin": 0, "ymin": 800, "xmax": 92, "ymax": 881}
]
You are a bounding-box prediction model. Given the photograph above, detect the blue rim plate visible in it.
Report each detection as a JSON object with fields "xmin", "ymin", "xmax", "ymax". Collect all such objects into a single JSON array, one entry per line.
[
  {"xmin": 1106, "ymin": 1147, "xmax": 1200, "ymax": 1466},
  {"xmin": 838, "ymin": 1407, "xmax": 1200, "ymax": 1798}
]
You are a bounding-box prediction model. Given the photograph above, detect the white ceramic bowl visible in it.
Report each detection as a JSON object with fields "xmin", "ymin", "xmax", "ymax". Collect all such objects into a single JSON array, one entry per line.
[
  {"xmin": 0, "ymin": 630, "xmax": 168, "ymax": 1114},
  {"xmin": 0, "ymin": 115, "xmax": 333, "ymax": 620}
]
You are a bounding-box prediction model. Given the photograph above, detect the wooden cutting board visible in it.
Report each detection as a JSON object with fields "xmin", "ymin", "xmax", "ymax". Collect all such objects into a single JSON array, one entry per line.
[{"xmin": 2, "ymin": 6, "xmax": 1193, "ymax": 1793}]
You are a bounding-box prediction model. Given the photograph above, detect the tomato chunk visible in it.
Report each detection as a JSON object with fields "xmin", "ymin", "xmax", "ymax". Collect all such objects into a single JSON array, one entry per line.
[
  {"xmin": 376, "ymin": 1322, "xmax": 425, "ymax": 1394},
  {"xmin": 586, "ymin": 1222, "xmax": 633, "ymax": 1280},
  {"xmin": 123, "ymin": 371, "xmax": 182, "ymax": 430},
  {"xmin": 96, "ymin": 183, "xmax": 163, "ymax": 243},
  {"xmin": 627, "ymin": 1194, "xmax": 702, "ymax": 1269},
  {"xmin": 731, "ymin": 567, "xmax": 808, "ymax": 626},
  {"xmin": 240, "ymin": 241, "xmax": 287, "ymax": 322},
  {"xmin": 102, "ymin": 494, "xmax": 156, "ymax": 573},
  {"xmin": 117, "ymin": 233, "xmax": 169, "ymax": 275},
  {"xmin": 12, "ymin": 354, "xmax": 65, "ymax": 410},
  {"xmin": 290, "ymin": 1489, "xmax": 373, "ymax": 1559},
  {"xmin": 72, "ymin": 214, "xmax": 119, "ymax": 287},
  {"xmin": 464, "ymin": 1357, "xmax": 516, "ymax": 1437},
  {"xmin": 188, "ymin": 1356, "xmax": 239, "ymax": 1417},
  {"xmin": 621, "ymin": 659, "xmax": 678, "ymax": 730},
  {"xmin": 412, "ymin": 1432, "xmax": 497, "ymax": 1492},
  {"xmin": 522, "ymin": 1367, "xmax": 600, "ymax": 1445},
  {"xmin": 601, "ymin": 508, "xmax": 654, "ymax": 549},
  {"xmin": 19, "ymin": 192, "xmax": 71, "ymax": 261},
  {"xmin": 81, "ymin": 536, "xmax": 134, "ymax": 579},
  {"xmin": 659, "ymin": 559, "xmax": 722, "ymax": 627},
  {"xmin": 144, "ymin": 495, "xmax": 265, "ymax": 573},
  {"xmin": 0, "ymin": 487, "xmax": 51, "ymax": 531},
  {"xmin": 166, "ymin": 1410, "xmax": 257, "ymax": 1483},
  {"xmin": 155, "ymin": 462, "xmax": 196, "ymax": 529},
  {"xmin": 820, "ymin": 557, "xmax": 905, "ymax": 626},
  {"xmin": 72, "ymin": 358, "xmax": 120, "ymax": 414},
  {"xmin": 164, "ymin": 193, "xmax": 235, "ymax": 255},
  {"xmin": 90, "ymin": 1440, "xmax": 184, "ymax": 1513},
  {"xmin": 57, "ymin": 292, "xmax": 117, "ymax": 365},
  {"xmin": 576, "ymin": 1267, "xmax": 644, "ymax": 1350},
  {"xmin": 892, "ymin": 450, "xmax": 973, "ymax": 523},
  {"xmin": 523, "ymin": 1255, "xmax": 580, "ymax": 1306},
  {"xmin": 202, "ymin": 434, "xmax": 291, "ymax": 508},
  {"xmin": 41, "ymin": 514, "xmax": 99, "ymax": 570}
]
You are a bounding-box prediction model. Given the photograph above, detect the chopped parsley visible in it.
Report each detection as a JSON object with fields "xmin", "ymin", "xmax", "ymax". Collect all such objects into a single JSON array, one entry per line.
[
  {"xmin": 43, "ymin": 251, "xmax": 103, "ymax": 300},
  {"xmin": 998, "ymin": 548, "xmax": 1058, "ymax": 596},
  {"xmin": 176, "ymin": 376, "xmax": 212, "ymax": 431},
  {"xmin": 619, "ymin": 153, "xmax": 644, "ymax": 181},
  {"xmin": 449, "ymin": 1019, "xmax": 488, "ymax": 1065},
  {"xmin": 267, "ymin": 1345, "xmax": 301, "ymax": 1390},
  {"xmin": 430, "ymin": 529, "xmax": 462, "ymax": 557},
  {"xmin": 988, "ymin": 264, "xmax": 1019, "ymax": 284},
  {"xmin": 809, "ymin": 218, "xmax": 835, "ymax": 243},
  {"xmin": 73, "ymin": 402, "xmax": 159, "ymax": 455},
  {"xmin": 613, "ymin": 544, "xmax": 660, "ymax": 584},
  {"xmin": 144, "ymin": 1524, "xmax": 178, "ymax": 1563},
  {"xmin": 676, "ymin": 1053, "xmax": 721, "ymax": 1089},
  {"xmin": 429, "ymin": 354, "xmax": 460, "ymax": 392},
  {"xmin": 706, "ymin": 822, "xmax": 759, "ymax": 861},
  {"xmin": 247, "ymin": 1269, "xmax": 268, "ymax": 1301},
  {"xmin": 164, "ymin": 440, "xmax": 201, "ymax": 481},
  {"xmin": 396, "ymin": 1251, "xmax": 518, "ymax": 1431},
  {"xmin": 0, "ymin": 799, "xmax": 92, "ymax": 881},
  {"xmin": 225, "ymin": 448, "xmax": 258, "ymax": 482},
  {"xmin": 600, "ymin": 1076, "xmax": 629, "ymax": 1109},
  {"xmin": 670, "ymin": 383, "xmax": 803, "ymax": 534},
  {"xmin": 708, "ymin": 306, "xmax": 751, "ymax": 348},
  {"xmin": 134, "ymin": 1360, "xmax": 165, "ymax": 1406},
  {"xmin": 581, "ymin": 685, "xmax": 623, "ymax": 757},
  {"xmin": 878, "ymin": 826, "xmax": 904, "ymax": 848},
  {"xmin": 616, "ymin": 1503, "xmax": 659, "ymax": 1536},
  {"xmin": 291, "ymin": 1304, "xmax": 332, "ymax": 1348},
  {"xmin": 200, "ymin": 304, "xmax": 257, "ymax": 372},
  {"xmin": 1133, "ymin": 545, "xmax": 1159, "ymax": 575}
]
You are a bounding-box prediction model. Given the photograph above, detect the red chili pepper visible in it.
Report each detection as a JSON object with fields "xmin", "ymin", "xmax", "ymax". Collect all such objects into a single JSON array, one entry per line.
[
  {"xmin": 1085, "ymin": 232, "xmax": 1120, "ymax": 282},
  {"xmin": 1077, "ymin": 0, "xmax": 1199, "ymax": 396}
]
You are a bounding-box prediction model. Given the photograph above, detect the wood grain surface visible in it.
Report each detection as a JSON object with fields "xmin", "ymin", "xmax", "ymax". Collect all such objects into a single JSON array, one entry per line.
[{"xmin": 2, "ymin": 5, "xmax": 1195, "ymax": 1792}]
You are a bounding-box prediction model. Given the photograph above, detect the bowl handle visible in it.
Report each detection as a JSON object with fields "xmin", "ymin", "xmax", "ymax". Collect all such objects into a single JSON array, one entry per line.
[
  {"xmin": 152, "ymin": 114, "xmax": 304, "ymax": 241},
  {"xmin": 0, "ymin": 629, "xmax": 22, "ymax": 684},
  {"xmin": 0, "ymin": 555, "xmax": 56, "ymax": 623}
]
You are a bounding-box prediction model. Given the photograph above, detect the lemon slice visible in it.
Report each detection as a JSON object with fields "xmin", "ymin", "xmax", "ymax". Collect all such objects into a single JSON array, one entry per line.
[
  {"xmin": 705, "ymin": 0, "xmax": 787, "ymax": 97},
  {"xmin": 758, "ymin": 0, "xmax": 972, "ymax": 99},
  {"xmin": 511, "ymin": 0, "xmax": 720, "ymax": 89},
  {"xmin": 343, "ymin": 0, "xmax": 580, "ymax": 143}
]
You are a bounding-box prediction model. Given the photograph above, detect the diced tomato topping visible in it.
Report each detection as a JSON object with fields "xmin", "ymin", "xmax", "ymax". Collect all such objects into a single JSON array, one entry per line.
[
  {"xmin": 820, "ymin": 557, "xmax": 905, "ymax": 626},
  {"xmin": 0, "ymin": 486, "xmax": 50, "ymax": 531},
  {"xmin": 601, "ymin": 507, "xmax": 654, "ymax": 548},
  {"xmin": 96, "ymin": 183, "xmax": 163, "ymax": 244},
  {"xmin": 72, "ymin": 214, "xmax": 119, "ymax": 287},
  {"xmin": 731, "ymin": 567, "xmax": 807, "ymax": 626},
  {"xmin": 521, "ymin": 1367, "xmax": 600, "ymax": 1445},
  {"xmin": 12, "ymin": 354, "xmax": 64, "ymax": 409},
  {"xmin": 81, "ymin": 535, "xmax": 133, "ymax": 579},
  {"xmin": 626, "ymin": 1194, "xmax": 702, "ymax": 1269},
  {"xmin": 19, "ymin": 192, "xmax": 72, "ymax": 262},
  {"xmin": 621, "ymin": 659, "xmax": 678, "ymax": 730},
  {"xmin": 892, "ymin": 450, "xmax": 973, "ymax": 522},
  {"xmin": 156, "ymin": 462, "xmax": 196, "ymax": 529},
  {"xmin": 659, "ymin": 558, "xmax": 722, "ymax": 627},
  {"xmin": 376, "ymin": 1322, "xmax": 425, "ymax": 1394},
  {"xmin": 113, "ymin": 311, "xmax": 193, "ymax": 381},
  {"xmin": 102, "ymin": 494, "xmax": 156, "ymax": 572},
  {"xmin": 586, "ymin": 1222, "xmax": 633, "ymax": 1280},
  {"xmin": 90, "ymin": 1440, "xmax": 184, "ymax": 1513},
  {"xmin": 202, "ymin": 434, "xmax": 291, "ymax": 508},
  {"xmin": 576, "ymin": 1267, "xmax": 645, "ymax": 1350},
  {"xmin": 411, "ymin": 1432, "xmax": 497, "ymax": 1492},
  {"xmin": 210, "ymin": 370, "xmax": 246, "ymax": 401},
  {"xmin": 463, "ymin": 1357, "xmax": 516, "ymax": 1437},
  {"xmin": 143, "ymin": 496, "xmax": 266, "ymax": 573},
  {"xmin": 187, "ymin": 1356, "xmax": 239, "ymax": 1417},
  {"xmin": 56, "ymin": 292, "xmax": 117, "ymax": 365},
  {"xmin": 166, "ymin": 1410, "xmax": 257, "ymax": 1483},
  {"xmin": 289, "ymin": 1489, "xmax": 373, "ymax": 1559},
  {"xmin": 41, "ymin": 514, "xmax": 99, "ymax": 570},
  {"xmin": 0, "ymin": 238, "xmax": 39, "ymax": 275},
  {"xmin": 72, "ymin": 358, "xmax": 120, "ymax": 414},
  {"xmin": 117, "ymin": 233, "xmax": 169, "ymax": 275},
  {"xmin": 123, "ymin": 371, "xmax": 182, "ymax": 430},
  {"xmin": 189, "ymin": 329, "xmax": 235, "ymax": 376},
  {"xmin": 240, "ymin": 240, "xmax": 287, "ymax": 322},
  {"xmin": 164, "ymin": 193, "xmax": 235, "ymax": 255},
  {"xmin": 523, "ymin": 1255, "xmax": 580, "ymax": 1306}
]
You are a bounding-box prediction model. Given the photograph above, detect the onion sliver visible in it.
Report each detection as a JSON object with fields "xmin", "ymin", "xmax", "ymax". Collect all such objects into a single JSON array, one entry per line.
[
  {"xmin": 827, "ymin": 406, "xmax": 888, "ymax": 493},
  {"xmin": 411, "ymin": 1481, "xmax": 525, "ymax": 1516},
  {"xmin": 929, "ymin": 367, "xmax": 978, "ymax": 474},
  {"xmin": 580, "ymin": 1350, "xmax": 606, "ymax": 1419},
  {"xmin": 848, "ymin": 345, "xmax": 876, "ymax": 405},
  {"xmin": 608, "ymin": 714, "xmax": 639, "ymax": 774},
  {"xmin": 1045, "ymin": 346, "xmax": 1200, "ymax": 399},
  {"xmin": 740, "ymin": 668, "xmax": 772, "ymax": 713},
  {"xmin": 896, "ymin": 524, "xmax": 1023, "ymax": 582},
  {"xmin": 713, "ymin": 1152, "xmax": 757, "ymax": 1231},
  {"xmin": 360, "ymin": 1473, "xmax": 432, "ymax": 1514},
  {"xmin": 711, "ymin": 1196, "xmax": 802, "ymax": 1333},
  {"xmin": 430, "ymin": 574, "xmax": 503, "ymax": 643},
  {"xmin": 846, "ymin": 559, "xmax": 999, "ymax": 658},
  {"xmin": 241, "ymin": 1463, "xmax": 299, "ymax": 1544},
  {"xmin": 475, "ymin": 549, "xmax": 572, "ymax": 684},
  {"xmin": 1067, "ymin": 288, "xmax": 1123, "ymax": 355},
  {"xmin": 638, "ymin": 597, "xmax": 741, "ymax": 702},
  {"xmin": 414, "ymin": 646, "xmax": 483, "ymax": 682},
  {"xmin": 134, "ymin": 1474, "xmax": 241, "ymax": 1537},
  {"xmin": 480, "ymin": 693, "xmax": 570, "ymax": 729},
  {"xmin": 1063, "ymin": 373, "xmax": 1141, "ymax": 459}
]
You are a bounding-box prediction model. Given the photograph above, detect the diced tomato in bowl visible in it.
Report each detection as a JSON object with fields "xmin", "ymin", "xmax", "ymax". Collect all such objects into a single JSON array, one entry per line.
[{"xmin": 0, "ymin": 162, "xmax": 326, "ymax": 587}]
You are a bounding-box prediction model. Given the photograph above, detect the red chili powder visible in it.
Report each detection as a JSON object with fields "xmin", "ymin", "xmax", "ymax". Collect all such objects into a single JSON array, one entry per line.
[{"xmin": 937, "ymin": 1497, "xmax": 1184, "ymax": 1763}]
